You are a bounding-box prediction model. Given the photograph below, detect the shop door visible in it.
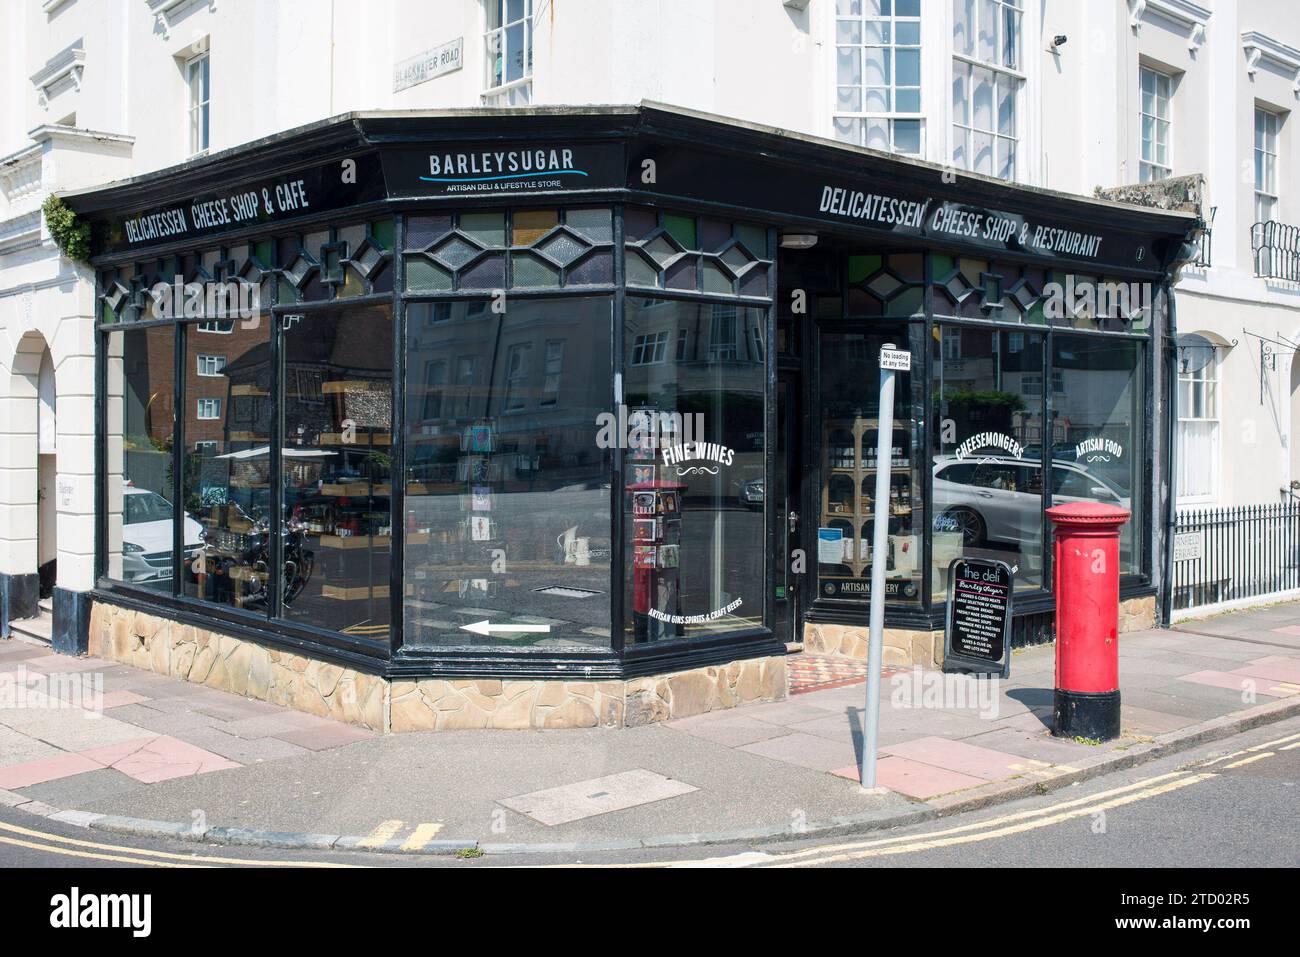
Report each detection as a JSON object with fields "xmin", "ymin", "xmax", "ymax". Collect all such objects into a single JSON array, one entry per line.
[{"xmin": 772, "ymin": 370, "xmax": 804, "ymax": 644}]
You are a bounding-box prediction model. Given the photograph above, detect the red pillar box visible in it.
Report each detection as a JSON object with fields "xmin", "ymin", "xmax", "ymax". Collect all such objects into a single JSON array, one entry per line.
[{"xmin": 1046, "ymin": 501, "xmax": 1131, "ymax": 741}]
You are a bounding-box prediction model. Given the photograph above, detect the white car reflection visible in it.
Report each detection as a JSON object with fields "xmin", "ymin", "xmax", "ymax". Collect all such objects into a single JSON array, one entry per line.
[
  {"xmin": 121, "ymin": 487, "xmax": 204, "ymax": 583},
  {"xmin": 933, "ymin": 454, "xmax": 1129, "ymax": 547}
]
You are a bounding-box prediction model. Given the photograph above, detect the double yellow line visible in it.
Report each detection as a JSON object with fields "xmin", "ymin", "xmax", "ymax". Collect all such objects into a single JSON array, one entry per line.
[
  {"xmin": 0, "ymin": 819, "xmax": 359, "ymax": 868},
  {"xmin": 598, "ymin": 728, "xmax": 1300, "ymax": 869}
]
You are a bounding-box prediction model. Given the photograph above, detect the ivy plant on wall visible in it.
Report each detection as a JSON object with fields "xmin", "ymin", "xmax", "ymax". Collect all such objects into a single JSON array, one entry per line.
[{"xmin": 42, "ymin": 194, "xmax": 92, "ymax": 264}]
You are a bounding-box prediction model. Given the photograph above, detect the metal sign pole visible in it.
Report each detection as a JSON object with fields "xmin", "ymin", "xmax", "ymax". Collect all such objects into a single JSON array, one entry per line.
[{"xmin": 862, "ymin": 342, "xmax": 907, "ymax": 789}]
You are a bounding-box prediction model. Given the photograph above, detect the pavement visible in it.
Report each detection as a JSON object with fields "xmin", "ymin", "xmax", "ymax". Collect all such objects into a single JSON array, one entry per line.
[{"xmin": 2, "ymin": 601, "xmax": 1300, "ymax": 856}]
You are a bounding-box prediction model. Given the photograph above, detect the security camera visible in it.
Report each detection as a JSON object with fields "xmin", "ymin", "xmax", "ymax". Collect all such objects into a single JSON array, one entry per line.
[{"xmin": 1052, "ymin": 35, "xmax": 1068, "ymax": 47}]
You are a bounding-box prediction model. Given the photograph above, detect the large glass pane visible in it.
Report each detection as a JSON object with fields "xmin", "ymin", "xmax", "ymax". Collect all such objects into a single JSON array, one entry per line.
[
  {"xmin": 106, "ymin": 325, "xmax": 185, "ymax": 589},
  {"xmin": 623, "ymin": 299, "xmax": 766, "ymax": 642},
  {"xmin": 181, "ymin": 315, "xmax": 274, "ymax": 612},
  {"xmin": 932, "ymin": 326, "xmax": 1045, "ymax": 600},
  {"xmin": 280, "ymin": 304, "xmax": 394, "ymax": 637},
  {"xmin": 1051, "ymin": 335, "xmax": 1144, "ymax": 576},
  {"xmin": 404, "ymin": 297, "xmax": 612, "ymax": 650},
  {"xmin": 817, "ymin": 323, "xmax": 922, "ymax": 605}
]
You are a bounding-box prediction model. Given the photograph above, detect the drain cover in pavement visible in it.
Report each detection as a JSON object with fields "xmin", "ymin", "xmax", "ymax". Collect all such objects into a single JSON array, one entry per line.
[{"xmin": 499, "ymin": 768, "xmax": 697, "ymax": 825}]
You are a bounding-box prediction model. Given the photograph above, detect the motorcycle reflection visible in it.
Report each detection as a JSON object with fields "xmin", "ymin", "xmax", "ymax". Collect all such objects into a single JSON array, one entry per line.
[{"xmin": 190, "ymin": 518, "xmax": 315, "ymax": 608}]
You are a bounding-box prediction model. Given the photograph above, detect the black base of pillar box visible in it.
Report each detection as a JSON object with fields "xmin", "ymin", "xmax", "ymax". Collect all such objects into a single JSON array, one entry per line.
[
  {"xmin": 52, "ymin": 588, "xmax": 92, "ymax": 657},
  {"xmin": 0, "ymin": 572, "xmax": 40, "ymax": 638},
  {"xmin": 1053, "ymin": 688, "xmax": 1121, "ymax": 741}
]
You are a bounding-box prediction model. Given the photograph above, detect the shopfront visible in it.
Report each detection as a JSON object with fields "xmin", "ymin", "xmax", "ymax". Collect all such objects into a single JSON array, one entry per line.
[{"xmin": 63, "ymin": 106, "xmax": 1199, "ymax": 729}]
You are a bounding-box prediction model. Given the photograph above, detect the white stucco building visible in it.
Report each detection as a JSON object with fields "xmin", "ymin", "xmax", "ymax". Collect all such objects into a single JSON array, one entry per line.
[{"xmin": 0, "ymin": 0, "xmax": 1288, "ymax": 644}]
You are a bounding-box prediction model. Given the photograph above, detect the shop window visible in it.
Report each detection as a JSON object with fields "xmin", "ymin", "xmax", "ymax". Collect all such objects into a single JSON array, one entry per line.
[
  {"xmin": 933, "ymin": 256, "xmax": 1046, "ymax": 324},
  {"xmin": 403, "ymin": 208, "xmax": 613, "ymax": 293},
  {"xmin": 105, "ymin": 326, "xmax": 187, "ymax": 590},
  {"xmin": 484, "ymin": 0, "xmax": 533, "ymax": 106},
  {"xmin": 624, "ymin": 208, "xmax": 771, "ymax": 298},
  {"xmin": 833, "ymin": 0, "xmax": 923, "ymax": 155},
  {"xmin": 1176, "ymin": 335, "xmax": 1219, "ymax": 502},
  {"xmin": 953, "ymin": 0, "xmax": 1022, "ymax": 180},
  {"xmin": 817, "ymin": 323, "xmax": 922, "ymax": 604},
  {"xmin": 279, "ymin": 304, "xmax": 395, "ymax": 637},
  {"xmin": 403, "ymin": 297, "xmax": 613, "ymax": 650},
  {"xmin": 623, "ymin": 298, "xmax": 765, "ymax": 642},
  {"xmin": 1139, "ymin": 66, "xmax": 1173, "ymax": 182},
  {"xmin": 1051, "ymin": 335, "xmax": 1144, "ymax": 575},
  {"xmin": 932, "ymin": 326, "xmax": 1045, "ymax": 600},
  {"xmin": 846, "ymin": 252, "xmax": 924, "ymax": 317},
  {"xmin": 181, "ymin": 315, "xmax": 274, "ymax": 612}
]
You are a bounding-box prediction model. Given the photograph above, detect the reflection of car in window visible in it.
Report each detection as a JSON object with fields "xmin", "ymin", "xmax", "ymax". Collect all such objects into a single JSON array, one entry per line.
[
  {"xmin": 933, "ymin": 454, "xmax": 1128, "ymax": 547},
  {"xmin": 121, "ymin": 486, "xmax": 204, "ymax": 583}
]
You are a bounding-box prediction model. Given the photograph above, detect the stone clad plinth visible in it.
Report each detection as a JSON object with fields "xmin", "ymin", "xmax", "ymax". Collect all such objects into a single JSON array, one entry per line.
[{"xmin": 87, "ymin": 602, "xmax": 786, "ymax": 732}]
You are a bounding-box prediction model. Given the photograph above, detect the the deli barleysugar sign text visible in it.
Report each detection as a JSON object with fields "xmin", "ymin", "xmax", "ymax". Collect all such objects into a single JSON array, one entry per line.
[{"xmin": 819, "ymin": 186, "xmax": 1104, "ymax": 260}]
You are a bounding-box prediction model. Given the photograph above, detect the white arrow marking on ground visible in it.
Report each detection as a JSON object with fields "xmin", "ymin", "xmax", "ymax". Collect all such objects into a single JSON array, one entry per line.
[{"xmin": 460, "ymin": 620, "xmax": 552, "ymax": 636}]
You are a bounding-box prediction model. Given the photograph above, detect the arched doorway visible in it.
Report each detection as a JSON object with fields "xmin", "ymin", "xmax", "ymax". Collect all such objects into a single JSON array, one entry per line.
[
  {"xmin": 37, "ymin": 344, "xmax": 57, "ymax": 603},
  {"xmin": 1, "ymin": 330, "xmax": 55, "ymax": 639}
]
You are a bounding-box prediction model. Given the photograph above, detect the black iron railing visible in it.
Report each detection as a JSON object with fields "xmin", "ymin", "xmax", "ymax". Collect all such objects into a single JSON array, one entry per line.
[
  {"xmin": 1251, "ymin": 220, "xmax": 1300, "ymax": 281},
  {"xmin": 1172, "ymin": 503, "xmax": 1300, "ymax": 610}
]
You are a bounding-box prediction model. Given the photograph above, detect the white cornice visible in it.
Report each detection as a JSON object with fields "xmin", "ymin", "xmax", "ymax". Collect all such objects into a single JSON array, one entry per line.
[
  {"xmin": 29, "ymin": 40, "xmax": 85, "ymax": 109},
  {"xmin": 1131, "ymin": 0, "xmax": 1212, "ymax": 53},
  {"xmin": 147, "ymin": 0, "xmax": 217, "ymax": 41},
  {"xmin": 1242, "ymin": 31, "xmax": 1300, "ymax": 92}
]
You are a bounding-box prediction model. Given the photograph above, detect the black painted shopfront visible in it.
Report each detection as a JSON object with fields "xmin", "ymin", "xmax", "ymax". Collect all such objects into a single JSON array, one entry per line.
[{"xmin": 67, "ymin": 105, "xmax": 1200, "ymax": 680}]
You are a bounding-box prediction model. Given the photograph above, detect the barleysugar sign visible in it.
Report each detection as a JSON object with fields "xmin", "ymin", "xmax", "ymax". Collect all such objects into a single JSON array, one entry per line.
[{"xmin": 393, "ymin": 38, "xmax": 463, "ymax": 93}]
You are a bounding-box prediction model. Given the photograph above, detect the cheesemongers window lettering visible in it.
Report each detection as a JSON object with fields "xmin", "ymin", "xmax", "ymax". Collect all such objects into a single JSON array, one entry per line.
[
  {"xmin": 817, "ymin": 186, "xmax": 1105, "ymax": 260},
  {"xmin": 955, "ymin": 431, "xmax": 1024, "ymax": 461}
]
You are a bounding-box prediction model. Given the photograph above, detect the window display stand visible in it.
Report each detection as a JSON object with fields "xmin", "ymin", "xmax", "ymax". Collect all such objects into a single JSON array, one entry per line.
[
  {"xmin": 628, "ymin": 477, "xmax": 686, "ymax": 644},
  {"xmin": 821, "ymin": 415, "xmax": 919, "ymax": 592}
]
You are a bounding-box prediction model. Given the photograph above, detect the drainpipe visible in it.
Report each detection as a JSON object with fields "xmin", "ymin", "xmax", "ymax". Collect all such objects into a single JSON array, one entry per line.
[
  {"xmin": 1160, "ymin": 282, "xmax": 1179, "ymax": 628},
  {"xmin": 1159, "ymin": 218, "xmax": 1204, "ymax": 627}
]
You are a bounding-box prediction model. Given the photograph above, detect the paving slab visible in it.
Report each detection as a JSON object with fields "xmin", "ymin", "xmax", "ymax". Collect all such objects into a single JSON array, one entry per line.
[
  {"xmin": 171, "ymin": 726, "xmax": 313, "ymax": 764},
  {"xmin": 80, "ymin": 735, "xmax": 240, "ymax": 784},
  {"xmin": 663, "ymin": 714, "xmax": 792, "ymax": 748},
  {"xmin": 15, "ymin": 767, "xmax": 145, "ymax": 807},
  {"xmin": 0, "ymin": 752, "xmax": 104, "ymax": 789},
  {"xmin": 838, "ymin": 755, "xmax": 986, "ymax": 800},
  {"xmin": 0, "ymin": 725, "xmax": 63, "ymax": 767},
  {"xmin": 880, "ymin": 736, "xmax": 1031, "ymax": 781},
  {"xmin": 738, "ymin": 731, "xmax": 860, "ymax": 772},
  {"xmin": 13, "ymin": 709, "xmax": 159, "ymax": 752}
]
